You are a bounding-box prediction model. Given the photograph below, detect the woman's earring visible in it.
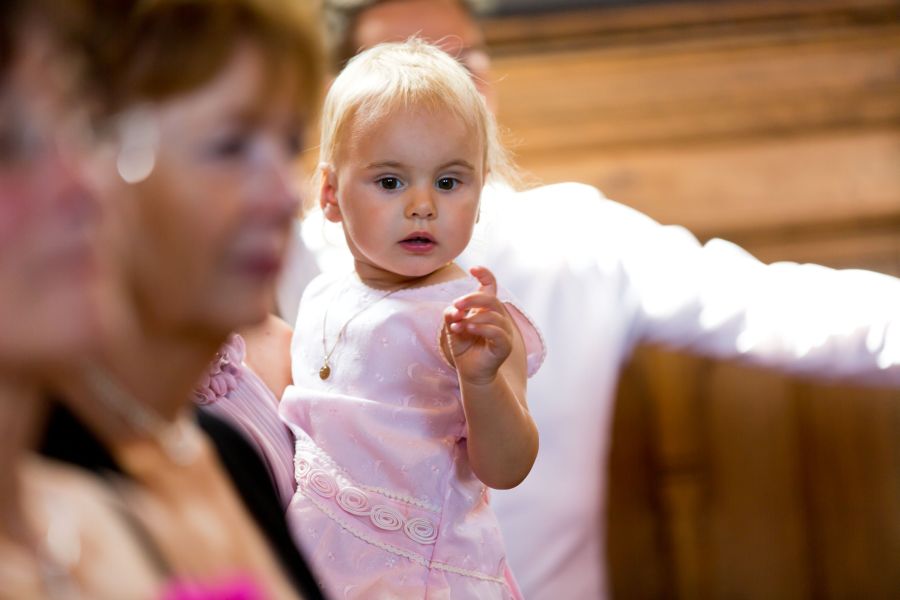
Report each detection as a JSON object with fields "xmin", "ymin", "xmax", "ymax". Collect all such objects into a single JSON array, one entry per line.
[{"xmin": 115, "ymin": 107, "xmax": 158, "ymax": 184}]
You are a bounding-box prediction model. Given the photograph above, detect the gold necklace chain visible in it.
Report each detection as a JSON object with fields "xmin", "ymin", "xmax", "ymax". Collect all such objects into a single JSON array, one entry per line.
[{"xmin": 319, "ymin": 278, "xmax": 412, "ymax": 380}]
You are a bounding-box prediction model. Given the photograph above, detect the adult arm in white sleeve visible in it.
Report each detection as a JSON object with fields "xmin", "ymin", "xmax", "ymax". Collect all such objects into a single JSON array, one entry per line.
[
  {"xmin": 276, "ymin": 220, "xmax": 322, "ymax": 327},
  {"xmin": 614, "ymin": 202, "xmax": 900, "ymax": 386}
]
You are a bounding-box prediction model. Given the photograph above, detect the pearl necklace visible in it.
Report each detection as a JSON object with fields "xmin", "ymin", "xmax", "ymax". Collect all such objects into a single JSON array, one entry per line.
[{"xmin": 83, "ymin": 364, "xmax": 200, "ymax": 466}]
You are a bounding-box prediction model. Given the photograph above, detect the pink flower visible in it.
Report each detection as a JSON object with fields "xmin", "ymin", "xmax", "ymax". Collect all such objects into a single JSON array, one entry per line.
[{"xmin": 192, "ymin": 334, "xmax": 244, "ymax": 405}]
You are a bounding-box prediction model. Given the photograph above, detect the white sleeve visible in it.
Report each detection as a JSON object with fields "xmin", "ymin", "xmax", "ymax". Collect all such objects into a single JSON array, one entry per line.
[
  {"xmin": 616, "ymin": 205, "xmax": 900, "ymax": 386},
  {"xmin": 278, "ymin": 211, "xmax": 357, "ymax": 327},
  {"xmin": 275, "ymin": 220, "xmax": 321, "ymax": 327}
]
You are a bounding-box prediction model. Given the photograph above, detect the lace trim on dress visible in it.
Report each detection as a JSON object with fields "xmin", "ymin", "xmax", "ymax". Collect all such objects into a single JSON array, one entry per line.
[
  {"xmin": 298, "ymin": 486, "xmax": 507, "ymax": 585},
  {"xmin": 297, "ymin": 458, "xmax": 440, "ymax": 546},
  {"xmin": 295, "ymin": 440, "xmax": 441, "ymax": 513}
]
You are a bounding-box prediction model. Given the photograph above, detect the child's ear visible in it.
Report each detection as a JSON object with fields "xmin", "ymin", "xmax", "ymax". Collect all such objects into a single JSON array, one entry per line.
[{"xmin": 319, "ymin": 163, "xmax": 342, "ymax": 223}]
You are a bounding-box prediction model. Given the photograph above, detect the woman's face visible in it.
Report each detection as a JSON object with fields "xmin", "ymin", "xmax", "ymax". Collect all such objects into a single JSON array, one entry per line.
[
  {"xmin": 98, "ymin": 42, "xmax": 306, "ymax": 336},
  {"xmin": 0, "ymin": 27, "xmax": 116, "ymax": 370}
]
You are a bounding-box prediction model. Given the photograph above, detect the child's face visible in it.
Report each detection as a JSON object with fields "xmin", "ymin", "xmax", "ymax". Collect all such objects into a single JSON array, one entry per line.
[{"xmin": 322, "ymin": 106, "xmax": 485, "ymax": 287}]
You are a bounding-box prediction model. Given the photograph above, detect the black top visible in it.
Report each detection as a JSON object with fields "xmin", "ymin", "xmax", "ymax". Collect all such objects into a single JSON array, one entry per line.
[{"xmin": 40, "ymin": 402, "xmax": 326, "ymax": 599}]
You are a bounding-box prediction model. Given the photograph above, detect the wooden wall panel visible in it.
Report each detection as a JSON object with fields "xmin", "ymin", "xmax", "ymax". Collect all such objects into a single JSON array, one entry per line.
[
  {"xmin": 511, "ymin": 132, "xmax": 900, "ymax": 241},
  {"xmin": 484, "ymin": 0, "xmax": 900, "ymax": 241},
  {"xmin": 606, "ymin": 365, "xmax": 673, "ymax": 598},
  {"xmin": 796, "ymin": 384, "xmax": 900, "ymax": 598},
  {"xmin": 704, "ymin": 366, "xmax": 811, "ymax": 599},
  {"xmin": 612, "ymin": 352, "xmax": 900, "ymax": 599}
]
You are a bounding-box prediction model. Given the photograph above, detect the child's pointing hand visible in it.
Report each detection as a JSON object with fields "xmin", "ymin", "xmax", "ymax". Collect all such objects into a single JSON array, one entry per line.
[{"xmin": 443, "ymin": 266, "xmax": 514, "ymax": 385}]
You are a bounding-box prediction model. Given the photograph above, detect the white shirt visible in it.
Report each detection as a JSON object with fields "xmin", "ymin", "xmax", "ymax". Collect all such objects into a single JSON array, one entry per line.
[{"xmin": 278, "ymin": 181, "xmax": 900, "ymax": 599}]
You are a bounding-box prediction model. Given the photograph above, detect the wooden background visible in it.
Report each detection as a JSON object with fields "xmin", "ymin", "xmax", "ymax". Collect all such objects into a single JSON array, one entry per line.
[{"xmin": 482, "ymin": 0, "xmax": 900, "ymax": 597}]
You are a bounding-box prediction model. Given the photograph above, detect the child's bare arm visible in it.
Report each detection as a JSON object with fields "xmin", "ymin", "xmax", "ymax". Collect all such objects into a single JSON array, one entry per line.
[
  {"xmin": 443, "ymin": 266, "xmax": 539, "ymax": 489},
  {"xmin": 239, "ymin": 313, "xmax": 294, "ymax": 400}
]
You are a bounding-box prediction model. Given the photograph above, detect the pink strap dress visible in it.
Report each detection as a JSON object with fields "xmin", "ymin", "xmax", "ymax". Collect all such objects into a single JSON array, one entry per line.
[
  {"xmin": 193, "ymin": 333, "xmax": 297, "ymax": 508},
  {"xmin": 281, "ymin": 273, "xmax": 545, "ymax": 599}
]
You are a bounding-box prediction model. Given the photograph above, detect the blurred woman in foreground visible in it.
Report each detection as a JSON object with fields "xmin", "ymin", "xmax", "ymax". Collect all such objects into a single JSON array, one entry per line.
[
  {"xmin": 0, "ymin": 0, "xmax": 166, "ymax": 596},
  {"xmin": 39, "ymin": 0, "xmax": 326, "ymax": 597}
]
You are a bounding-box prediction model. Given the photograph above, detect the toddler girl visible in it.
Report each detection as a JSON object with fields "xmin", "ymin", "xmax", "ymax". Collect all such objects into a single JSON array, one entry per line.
[{"xmin": 280, "ymin": 40, "xmax": 545, "ymax": 599}]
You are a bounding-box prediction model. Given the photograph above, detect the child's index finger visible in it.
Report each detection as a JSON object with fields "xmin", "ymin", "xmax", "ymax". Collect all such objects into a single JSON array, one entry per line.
[{"xmin": 470, "ymin": 265, "xmax": 497, "ymax": 297}]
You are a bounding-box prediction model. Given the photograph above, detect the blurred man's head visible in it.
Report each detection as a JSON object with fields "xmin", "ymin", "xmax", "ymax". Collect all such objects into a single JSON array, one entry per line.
[{"xmin": 324, "ymin": 0, "xmax": 497, "ymax": 112}]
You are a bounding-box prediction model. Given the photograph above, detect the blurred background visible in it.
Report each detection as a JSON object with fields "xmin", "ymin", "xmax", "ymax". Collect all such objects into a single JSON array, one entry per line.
[{"xmin": 474, "ymin": 0, "xmax": 900, "ymax": 597}]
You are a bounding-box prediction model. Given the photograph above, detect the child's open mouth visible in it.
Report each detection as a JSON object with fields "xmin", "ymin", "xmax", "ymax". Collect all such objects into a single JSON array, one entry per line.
[{"xmin": 399, "ymin": 233, "xmax": 436, "ymax": 253}]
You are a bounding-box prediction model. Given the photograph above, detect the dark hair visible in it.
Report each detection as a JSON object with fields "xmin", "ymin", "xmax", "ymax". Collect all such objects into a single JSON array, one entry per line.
[
  {"xmin": 0, "ymin": 0, "xmax": 86, "ymax": 85},
  {"xmin": 0, "ymin": 0, "xmax": 23, "ymax": 81},
  {"xmin": 83, "ymin": 0, "xmax": 324, "ymax": 117}
]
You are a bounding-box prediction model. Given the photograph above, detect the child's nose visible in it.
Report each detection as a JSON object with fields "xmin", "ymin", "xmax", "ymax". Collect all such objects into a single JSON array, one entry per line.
[{"xmin": 406, "ymin": 189, "xmax": 436, "ymax": 219}]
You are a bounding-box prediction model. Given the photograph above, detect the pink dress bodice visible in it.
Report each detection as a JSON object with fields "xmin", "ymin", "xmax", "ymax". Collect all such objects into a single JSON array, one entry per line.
[{"xmin": 281, "ymin": 273, "xmax": 544, "ymax": 599}]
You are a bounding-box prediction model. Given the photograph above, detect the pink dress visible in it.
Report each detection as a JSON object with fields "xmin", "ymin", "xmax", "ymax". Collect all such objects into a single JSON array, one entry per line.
[
  {"xmin": 193, "ymin": 333, "xmax": 297, "ymax": 507},
  {"xmin": 281, "ymin": 273, "xmax": 545, "ymax": 599}
]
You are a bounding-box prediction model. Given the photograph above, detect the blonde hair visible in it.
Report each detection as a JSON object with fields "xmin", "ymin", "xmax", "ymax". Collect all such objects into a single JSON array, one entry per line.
[{"xmin": 317, "ymin": 38, "xmax": 517, "ymax": 195}]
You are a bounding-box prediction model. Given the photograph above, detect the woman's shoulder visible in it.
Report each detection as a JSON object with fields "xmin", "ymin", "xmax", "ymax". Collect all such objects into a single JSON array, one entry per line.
[{"xmin": 21, "ymin": 455, "xmax": 163, "ymax": 596}]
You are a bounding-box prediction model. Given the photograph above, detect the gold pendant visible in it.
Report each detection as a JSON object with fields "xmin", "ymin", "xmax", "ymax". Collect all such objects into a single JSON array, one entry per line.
[{"xmin": 319, "ymin": 364, "xmax": 331, "ymax": 380}]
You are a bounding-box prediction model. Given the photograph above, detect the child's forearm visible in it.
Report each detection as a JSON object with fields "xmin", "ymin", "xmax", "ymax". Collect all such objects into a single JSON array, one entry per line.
[{"xmin": 461, "ymin": 368, "xmax": 538, "ymax": 489}]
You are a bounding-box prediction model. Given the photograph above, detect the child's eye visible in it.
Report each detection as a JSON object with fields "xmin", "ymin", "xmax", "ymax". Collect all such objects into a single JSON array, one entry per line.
[
  {"xmin": 436, "ymin": 177, "xmax": 459, "ymax": 191},
  {"xmin": 378, "ymin": 177, "xmax": 402, "ymax": 190}
]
